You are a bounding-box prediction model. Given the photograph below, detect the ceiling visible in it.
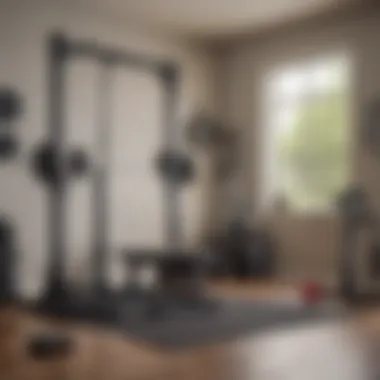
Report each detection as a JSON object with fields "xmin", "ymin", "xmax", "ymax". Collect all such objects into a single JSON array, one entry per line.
[{"xmin": 74, "ymin": 0, "xmax": 358, "ymax": 39}]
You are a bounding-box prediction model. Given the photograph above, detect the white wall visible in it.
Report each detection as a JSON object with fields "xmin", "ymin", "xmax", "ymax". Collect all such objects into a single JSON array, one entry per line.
[
  {"xmin": 0, "ymin": 0, "xmax": 217, "ymax": 296},
  {"xmin": 218, "ymin": 8, "xmax": 380, "ymax": 283}
]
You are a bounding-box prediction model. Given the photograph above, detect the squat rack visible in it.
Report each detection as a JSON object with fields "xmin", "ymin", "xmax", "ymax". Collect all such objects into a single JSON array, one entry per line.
[{"xmin": 46, "ymin": 33, "xmax": 182, "ymax": 301}]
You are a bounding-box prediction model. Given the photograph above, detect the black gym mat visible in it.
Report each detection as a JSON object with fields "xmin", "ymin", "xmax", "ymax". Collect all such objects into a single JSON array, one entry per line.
[{"xmin": 119, "ymin": 298, "xmax": 346, "ymax": 349}]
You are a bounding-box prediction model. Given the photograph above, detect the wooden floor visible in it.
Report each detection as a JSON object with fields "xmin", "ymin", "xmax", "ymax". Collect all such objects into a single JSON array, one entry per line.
[{"xmin": 0, "ymin": 282, "xmax": 378, "ymax": 380}]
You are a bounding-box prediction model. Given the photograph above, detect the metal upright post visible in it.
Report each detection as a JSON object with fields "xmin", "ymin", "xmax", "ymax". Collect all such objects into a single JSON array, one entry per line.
[
  {"xmin": 160, "ymin": 65, "xmax": 182, "ymax": 250},
  {"xmin": 45, "ymin": 34, "xmax": 69, "ymax": 302},
  {"xmin": 92, "ymin": 60, "xmax": 113, "ymax": 294}
]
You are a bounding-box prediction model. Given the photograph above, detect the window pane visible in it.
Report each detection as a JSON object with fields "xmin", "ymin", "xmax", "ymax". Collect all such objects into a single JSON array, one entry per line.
[{"xmin": 266, "ymin": 55, "xmax": 351, "ymax": 213}]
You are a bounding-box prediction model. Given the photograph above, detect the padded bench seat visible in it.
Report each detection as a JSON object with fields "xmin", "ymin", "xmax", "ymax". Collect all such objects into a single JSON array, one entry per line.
[{"xmin": 122, "ymin": 248, "xmax": 212, "ymax": 299}]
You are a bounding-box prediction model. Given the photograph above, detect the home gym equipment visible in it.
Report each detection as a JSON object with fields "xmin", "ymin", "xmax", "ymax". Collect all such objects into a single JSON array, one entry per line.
[
  {"xmin": 0, "ymin": 136, "xmax": 17, "ymax": 160},
  {"xmin": 187, "ymin": 114, "xmax": 276, "ymax": 279},
  {"xmin": 155, "ymin": 150, "xmax": 194, "ymax": 185},
  {"xmin": 221, "ymin": 221, "xmax": 276, "ymax": 279},
  {"xmin": 25, "ymin": 32, "xmax": 344, "ymax": 349},
  {"xmin": 187, "ymin": 112, "xmax": 229, "ymax": 149},
  {"xmin": 337, "ymin": 185, "xmax": 380, "ymax": 303},
  {"xmin": 0, "ymin": 87, "xmax": 21, "ymax": 159},
  {"xmin": 188, "ymin": 113, "xmax": 238, "ymax": 181},
  {"xmin": 32, "ymin": 32, "xmax": 205, "ymax": 323},
  {"xmin": 0, "ymin": 88, "xmax": 19, "ymax": 305},
  {"xmin": 339, "ymin": 94, "xmax": 380, "ymax": 303},
  {"xmin": 363, "ymin": 97, "xmax": 380, "ymax": 160},
  {"xmin": 0, "ymin": 87, "xmax": 22, "ymax": 121},
  {"xmin": 0, "ymin": 218, "xmax": 16, "ymax": 305},
  {"xmin": 32, "ymin": 141, "xmax": 89, "ymax": 186}
]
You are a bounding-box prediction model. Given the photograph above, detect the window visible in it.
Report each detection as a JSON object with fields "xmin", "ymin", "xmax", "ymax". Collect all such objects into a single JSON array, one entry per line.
[{"xmin": 264, "ymin": 54, "xmax": 352, "ymax": 213}]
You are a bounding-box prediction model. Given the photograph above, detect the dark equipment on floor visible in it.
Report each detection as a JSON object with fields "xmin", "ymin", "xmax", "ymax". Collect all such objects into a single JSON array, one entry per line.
[
  {"xmin": 27, "ymin": 32, "xmax": 343, "ymax": 349},
  {"xmin": 216, "ymin": 221, "xmax": 276, "ymax": 279},
  {"xmin": 337, "ymin": 185, "xmax": 380, "ymax": 303},
  {"xmin": 28, "ymin": 332, "xmax": 73, "ymax": 360},
  {"xmin": 338, "ymin": 97, "xmax": 380, "ymax": 303},
  {"xmin": 187, "ymin": 114, "xmax": 277, "ymax": 280}
]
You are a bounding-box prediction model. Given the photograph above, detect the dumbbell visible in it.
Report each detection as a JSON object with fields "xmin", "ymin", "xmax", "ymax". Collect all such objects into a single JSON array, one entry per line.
[{"xmin": 32, "ymin": 141, "xmax": 89, "ymax": 186}]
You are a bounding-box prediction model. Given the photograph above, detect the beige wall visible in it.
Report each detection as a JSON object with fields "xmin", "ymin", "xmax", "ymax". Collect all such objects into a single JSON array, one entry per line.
[
  {"xmin": 0, "ymin": 0, "xmax": 217, "ymax": 296},
  {"xmin": 218, "ymin": 7, "xmax": 380, "ymax": 284}
]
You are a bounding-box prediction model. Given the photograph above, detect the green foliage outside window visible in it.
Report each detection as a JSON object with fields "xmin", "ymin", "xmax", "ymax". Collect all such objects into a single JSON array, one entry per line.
[{"xmin": 278, "ymin": 91, "xmax": 350, "ymax": 211}]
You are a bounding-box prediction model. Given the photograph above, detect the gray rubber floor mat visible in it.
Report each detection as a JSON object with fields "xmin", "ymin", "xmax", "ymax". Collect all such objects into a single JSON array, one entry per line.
[{"xmin": 119, "ymin": 298, "xmax": 346, "ymax": 348}]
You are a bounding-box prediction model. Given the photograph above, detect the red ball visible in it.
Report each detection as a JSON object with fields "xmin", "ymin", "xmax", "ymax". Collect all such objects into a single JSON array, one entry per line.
[{"xmin": 301, "ymin": 281, "xmax": 324, "ymax": 304}]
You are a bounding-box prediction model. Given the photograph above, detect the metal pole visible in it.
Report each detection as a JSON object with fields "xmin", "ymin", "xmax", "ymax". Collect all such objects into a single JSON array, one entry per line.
[
  {"xmin": 46, "ymin": 34, "xmax": 69, "ymax": 301},
  {"xmin": 161, "ymin": 66, "xmax": 182, "ymax": 250},
  {"xmin": 92, "ymin": 61, "xmax": 113, "ymax": 293}
]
